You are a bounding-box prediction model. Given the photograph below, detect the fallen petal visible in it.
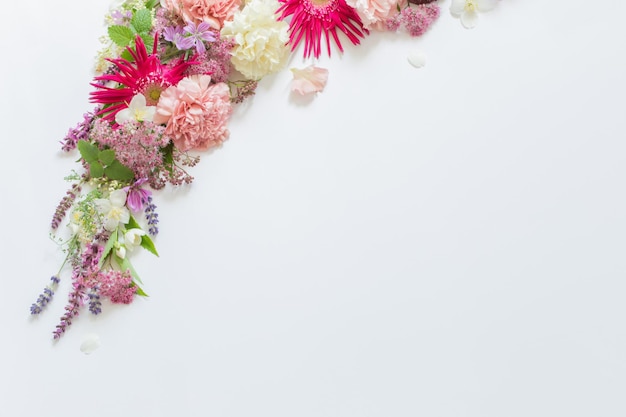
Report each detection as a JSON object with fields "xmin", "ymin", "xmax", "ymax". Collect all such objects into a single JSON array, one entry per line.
[
  {"xmin": 291, "ymin": 66, "xmax": 329, "ymax": 95},
  {"xmin": 407, "ymin": 51, "xmax": 427, "ymax": 68},
  {"xmin": 80, "ymin": 333, "xmax": 101, "ymax": 354}
]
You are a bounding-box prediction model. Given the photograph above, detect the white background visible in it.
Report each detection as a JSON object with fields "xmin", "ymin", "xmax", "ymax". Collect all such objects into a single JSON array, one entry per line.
[{"xmin": 1, "ymin": 0, "xmax": 626, "ymax": 416}]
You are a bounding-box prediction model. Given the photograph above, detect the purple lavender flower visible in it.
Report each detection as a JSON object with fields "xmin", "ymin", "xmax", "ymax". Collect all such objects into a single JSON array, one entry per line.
[
  {"xmin": 182, "ymin": 21, "xmax": 216, "ymax": 54},
  {"xmin": 61, "ymin": 109, "xmax": 97, "ymax": 152},
  {"xmin": 88, "ymin": 288, "xmax": 102, "ymax": 315},
  {"xmin": 144, "ymin": 196, "xmax": 159, "ymax": 236},
  {"xmin": 30, "ymin": 276, "xmax": 60, "ymax": 315}
]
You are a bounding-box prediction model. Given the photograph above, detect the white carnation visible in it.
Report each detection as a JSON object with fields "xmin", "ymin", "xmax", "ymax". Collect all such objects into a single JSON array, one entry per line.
[{"xmin": 221, "ymin": 0, "xmax": 290, "ymax": 80}]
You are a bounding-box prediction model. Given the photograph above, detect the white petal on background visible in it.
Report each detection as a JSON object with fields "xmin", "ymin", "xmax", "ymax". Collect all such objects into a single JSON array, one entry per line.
[
  {"xmin": 461, "ymin": 10, "xmax": 479, "ymax": 29},
  {"xmin": 407, "ymin": 51, "xmax": 427, "ymax": 68},
  {"xmin": 80, "ymin": 333, "xmax": 101, "ymax": 354},
  {"xmin": 450, "ymin": 0, "xmax": 465, "ymax": 16},
  {"xmin": 477, "ymin": 0, "xmax": 498, "ymax": 12}
]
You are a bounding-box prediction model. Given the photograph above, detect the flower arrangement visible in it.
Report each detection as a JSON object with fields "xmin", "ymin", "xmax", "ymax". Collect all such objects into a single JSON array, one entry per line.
[{"xmin": 31, "ymin": 0, "xmax": 501, "ymax": 339}]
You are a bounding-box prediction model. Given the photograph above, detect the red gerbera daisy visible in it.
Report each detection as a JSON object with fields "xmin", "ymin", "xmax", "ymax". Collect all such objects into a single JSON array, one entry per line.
[
  {"xmin": 90, "ymin": 35, "xmax": 193, "ymax": 122},
  {"xmin": 277, "ymin": 0, "xmax": 368, "ymax": 59}
]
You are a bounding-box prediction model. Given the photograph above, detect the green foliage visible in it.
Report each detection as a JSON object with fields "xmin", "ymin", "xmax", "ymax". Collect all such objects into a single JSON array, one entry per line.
[
  {"xmin": 107, "ymin": 8, "xmax": 154, "ymax": 56},
  {"xmin": 108, "ymin": 25, "xmax": 135, "ymax": 47},
  {"xmin": 131, "ymin": 9, "xmax": 152, "ymax": 34},
  {"xmin": 127, "ymin": 216, "xmax": 159, "ymax": 257},
  {"xmin": 104, "ymin": 160, "xmax": 134, "ymax": 181},
  {"xmin": 77, "ymin": 140, "xmax": 99, "ymax": 163},
  {"xmin": 90, "ymin": 161, "xmax": 104, "ymax": 178},
  {"xmin": 77, "ymin": 140, "xmax": 134, "ymax": 182},
  {"xmin": 161, "ymin": 141, "xmax": 175, "ymax": 173},
  {"xmin": 98, "ymin": 149, "xmax": 115, "ymax": 165},
  {"xmin": 145, "ymin": 0, "xmax": 159, "ymax": 9},
  {"xmin": 135, "ymin": 286, "xmax": 148, "ymax": 297},
  {"xmin": 99, "ymin": 229, "xmax": 118, "ymax": 268}
]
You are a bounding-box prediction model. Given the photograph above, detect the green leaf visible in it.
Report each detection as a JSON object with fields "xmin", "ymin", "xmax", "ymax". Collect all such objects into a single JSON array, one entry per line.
[
  {"xmin": 139, "ymin": 33, "xmax": 155, "ymax": 53},
  {"xmin": 162, "ymin": 141, "xmax": 175, "ymax": 172},
  {"xmin": 141, "ymin": 234, "xmax": 159, "ymax": 257},
  {"xmin": 90, "ymin": 161, "xmax": 104, "ymax": 178},
  {"xmin": 145, "ymin": 0, "xmax": 159, "ymax": 9},
  {"xmin": 98, "ymin": 149, "xmax": 116, "ymax": 165},
  {"xmin": 104, "ymin": 160, "xmax": 134, "ymax": 181},
  {"xmin": 134, "ymin": 284, "xmax": 149, "ymax": 297},
  {"xmin": 127, "ymin": 215, "xmax": 141, "ymax": 229},
  {"xmin": 119, "ymin": 255, "xmax": 142, "ymax": 285},
  {"xmin": 121, "ymin": 48, "xmax": 134, "ymax": 62},
  {"xmin": 131, "ymin": 9, "xmax": 152, "ymax": 34},
  {"xmin": 108, "ymin": 25, "xmax": 135, "ymax": 47},
  {"xmin": 127, "ymin": 215, "xmax": 159, "ymax": 256},
  {"xmin": 77, "ymin": 140, "xmax": 99, "ymax": 163},
  {"xmin": 99, "ymin": 229, "xmax": 118, "ymax": 268}
]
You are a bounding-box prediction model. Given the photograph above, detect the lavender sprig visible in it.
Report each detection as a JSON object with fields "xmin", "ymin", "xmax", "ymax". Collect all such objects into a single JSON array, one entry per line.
[
  {"xmin": 88, "ymin": 288, "xmax": 102, "ymax": 315},
  {"xmin": 30, "ymin": 276, "xmax": 61, "ymax": 315},
  {"xmin": 144, "ymin": 196, "xmax": 159, "ymax": 236},
  {"xmin": 51, "ymin": 183, "xmax": 82, "ymax": 230}
]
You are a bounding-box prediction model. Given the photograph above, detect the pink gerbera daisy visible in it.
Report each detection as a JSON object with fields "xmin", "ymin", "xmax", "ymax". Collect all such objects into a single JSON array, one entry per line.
[
  {"xmin": 90, "ymin": 35, "xmax": 193, "ymax": 122},
  {"xmin": 277, "ymin": 0, "xmax": 368, "ymax": 59}
]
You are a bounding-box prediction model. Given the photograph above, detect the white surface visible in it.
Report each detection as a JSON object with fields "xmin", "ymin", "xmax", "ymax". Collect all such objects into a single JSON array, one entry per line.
[{"xmin": 1, "ymin": 0, "xmax": 626, "ymax": 416}]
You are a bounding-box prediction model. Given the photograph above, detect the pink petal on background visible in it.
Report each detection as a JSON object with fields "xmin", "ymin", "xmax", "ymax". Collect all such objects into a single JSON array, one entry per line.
[{"xmin": 290, "ymin": 66, "xmax": 329, "ymax": 95}]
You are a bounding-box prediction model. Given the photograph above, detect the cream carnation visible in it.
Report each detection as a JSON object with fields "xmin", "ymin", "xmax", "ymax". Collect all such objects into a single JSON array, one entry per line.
[
  {"xmin": 220, "ymin": 0, "xmax": 290, "ymax": 80},
  {"xmin": 160, "ymin": 0, "xmax": 241, "ymax": 30},
  {"xmin": 346, "ymin": 0, "xmax": 407, "ymax": 30},
  {"xmin": 154, "ymin": 75, "xmax": 233, "ymax": 152}
]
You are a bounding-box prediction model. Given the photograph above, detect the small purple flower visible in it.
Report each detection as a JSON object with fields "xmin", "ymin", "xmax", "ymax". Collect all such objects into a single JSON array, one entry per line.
[
  {"xmin": 182, "ymin": 21, "xmax": 216, "ymax": 54},
  {"xmin": 124, "ymin": 178, "xmax": 152, "ymax": 213},
  {"xmin": 164, "ymin": 26, "xmax": 195, "ymax": 51},
  {"xmin": 111, "ymin": 9, "xmax": 132, "ymax": 25}
]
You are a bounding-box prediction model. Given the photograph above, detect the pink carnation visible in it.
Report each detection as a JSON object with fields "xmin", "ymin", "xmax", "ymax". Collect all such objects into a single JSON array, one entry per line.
[
  {"xmin": 155, "ymin": 75, "xmax": 233, "ymax": 152},
  {"xmin": 160, "ymin": 0, "xmax": 241, "ymax": 30},
  {"xmin": 346, "ymin": 0, "xmax": 407, "ymax": 30}
]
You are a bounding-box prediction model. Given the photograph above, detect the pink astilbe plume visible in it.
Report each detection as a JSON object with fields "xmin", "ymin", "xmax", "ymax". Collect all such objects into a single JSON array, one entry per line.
[
  {"xmin": 97, "ymin": 270, "xmax": 136, "ymax": 304},
  {"xmin": 387, "ymin": 3, "xmax": 440, "ymax": 36},
  {"xmin": 90, "ymin": 35, "xmax": 194, "ymax": 122},
  {"xmin": 277, "ymin": 0, "xmax": 368, "ymax": 58}
]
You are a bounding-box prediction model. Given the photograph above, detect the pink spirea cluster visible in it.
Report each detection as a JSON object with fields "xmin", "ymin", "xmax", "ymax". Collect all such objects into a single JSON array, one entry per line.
[
  {"xmin": 97, "ymin": 270, "xmax": 136, "ymax": 304},
  {"xmin": 387, "ymin": 3, "xmax": 440, "ymax": 36},
  {"xmin": 90, "ymin": 119, "xmax": 170, "ymax": 187},
  {"xmin": 185, "ymin": 34, "xmax": 235, "ymax": 84}
]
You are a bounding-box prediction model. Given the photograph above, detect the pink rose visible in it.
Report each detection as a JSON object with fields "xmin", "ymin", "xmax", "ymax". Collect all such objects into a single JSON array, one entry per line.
[
  {"xmin": 160, "ymin": 0, "xmax": 242, "ymax": 30},
  {"xmin": 155, "ymin": 75, "xmax": 233, "ymax": 152}
]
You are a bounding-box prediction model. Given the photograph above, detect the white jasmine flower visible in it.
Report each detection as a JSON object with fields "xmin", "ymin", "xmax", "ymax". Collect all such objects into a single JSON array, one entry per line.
[
  {"xmin": 115, "ymin": 94, "xmax": 156, "ymax": 125},
  {"xmin": 450, "ymin": 0, "xmax": 498, "ymax": 29},
  {"xmin": 95, "ymin": 189, "xmax": 130, "ymax": 231},
  {"xmin": 124, "ymin": 228, "xmax": 146, "ymax": 252},
  {"xmin": 115, "ymin": 244, "xmax": 127, "ymax": 259}
]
